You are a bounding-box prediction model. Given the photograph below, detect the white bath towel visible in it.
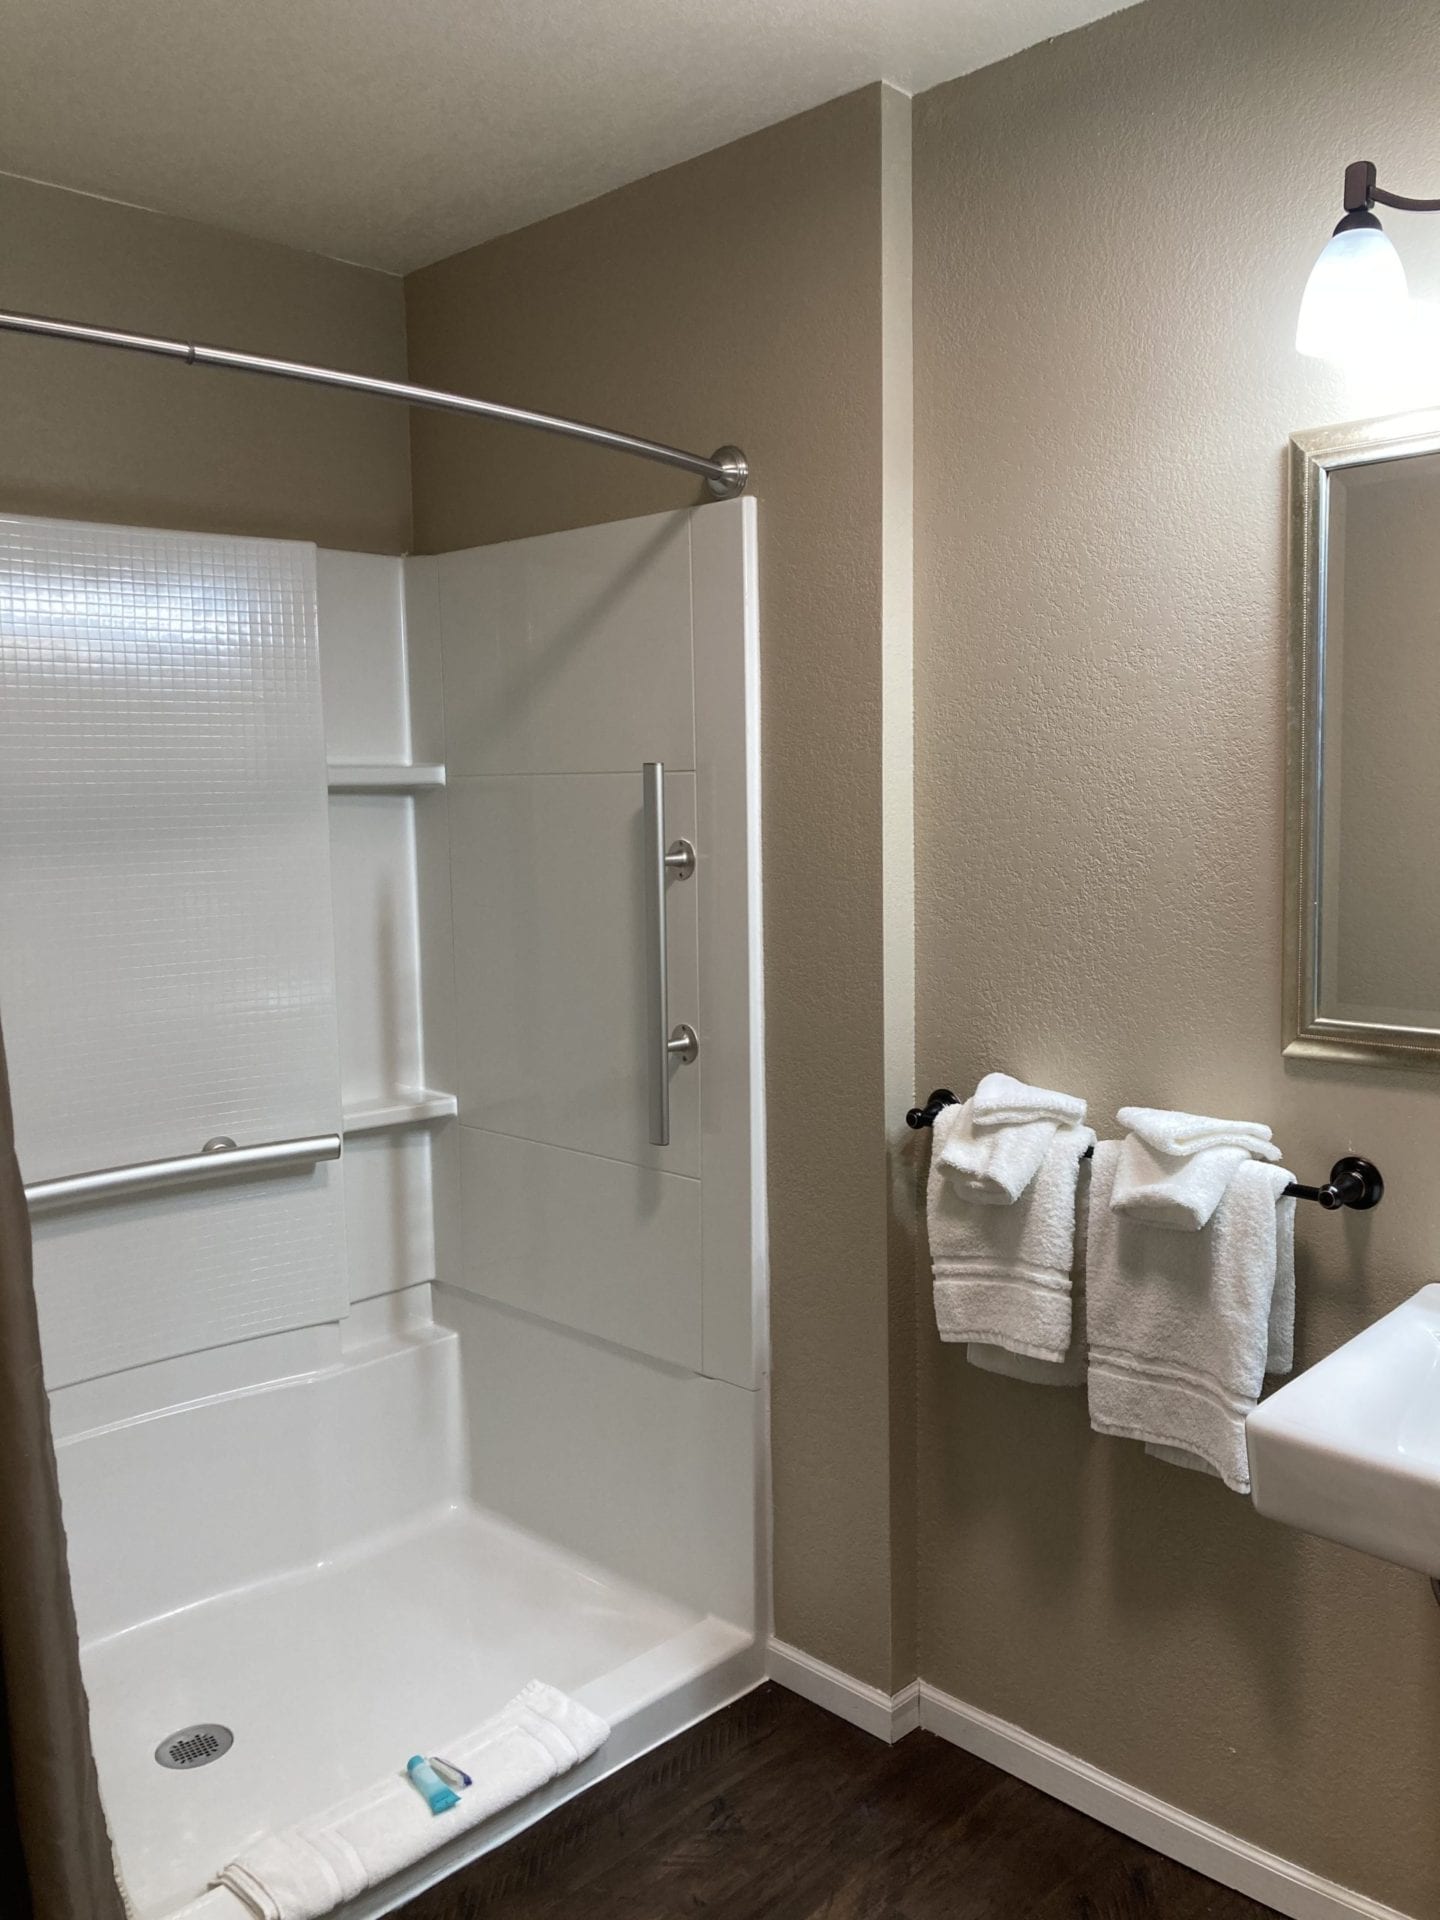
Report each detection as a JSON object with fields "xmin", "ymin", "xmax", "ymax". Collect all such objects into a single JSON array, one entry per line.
[
  {"xmin": 1085, "ymin": 1142, "xmax": 1296, "ymax": 1494},
  {"xmin": 930, "ymin": 1102, "xmax": 1095, "ymax": 1365},
  {"xmin": 938, "ymin": 1075, "xmax": 1088, "ymax": 1206},
  {"xmin": 215, "ymin": 1682, "xmax": 608, "ymax": 1920},
  {"xmin": 967, "ymin": 1167, "xmax": 1091, "ymax": 1385}
]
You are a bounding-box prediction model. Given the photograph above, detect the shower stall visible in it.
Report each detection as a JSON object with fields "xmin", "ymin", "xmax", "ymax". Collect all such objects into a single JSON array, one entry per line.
[{"xmin": 0, "ymin": 489, "xmax": 766, "ymax": 1917}]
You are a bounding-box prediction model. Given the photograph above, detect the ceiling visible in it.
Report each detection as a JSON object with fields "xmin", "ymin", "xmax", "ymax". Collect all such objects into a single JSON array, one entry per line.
[{"xmin": 0, "ymin": 0, "xmax": 1133, "ymax": 275}]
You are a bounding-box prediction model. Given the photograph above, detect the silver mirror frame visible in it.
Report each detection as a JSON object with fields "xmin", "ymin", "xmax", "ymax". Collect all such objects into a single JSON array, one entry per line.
[{"xmin": 1286, "ymin": 405, "xmax": 1440, "ymax": 1069}]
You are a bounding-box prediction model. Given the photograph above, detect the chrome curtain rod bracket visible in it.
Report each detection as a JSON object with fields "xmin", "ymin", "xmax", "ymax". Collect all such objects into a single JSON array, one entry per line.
[
  {"xmin": 904, "ymin": 1090, "xmax": 1384, "ymax": 1212},
  {"xmin": 0, "ymin": 307, "xmax": 750, "ymax": 499},
  {"xmin": 24, "ymin": 1132, "xmax": 342, "ymax": 1213},
  {"xmin": 704, "ymin": 446, "xmax": 749, "ymax": 500}
]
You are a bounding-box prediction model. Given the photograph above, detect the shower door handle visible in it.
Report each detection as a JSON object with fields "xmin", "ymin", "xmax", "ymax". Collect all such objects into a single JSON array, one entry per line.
[{"xmin": 642, "ymin": 761, "xmax": 698, "ymax": 1147}]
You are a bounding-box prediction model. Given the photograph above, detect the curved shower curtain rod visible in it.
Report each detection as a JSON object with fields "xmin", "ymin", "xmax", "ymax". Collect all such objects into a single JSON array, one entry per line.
[{"xmin": 0, "ymin": 305, "xmax": 750, "ymax": 499}]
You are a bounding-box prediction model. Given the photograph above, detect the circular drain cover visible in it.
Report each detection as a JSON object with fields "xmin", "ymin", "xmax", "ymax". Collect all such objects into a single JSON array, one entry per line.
[{"xmin": 155, "ymin": 1724, "xmax": 233, "ymax": 1771}]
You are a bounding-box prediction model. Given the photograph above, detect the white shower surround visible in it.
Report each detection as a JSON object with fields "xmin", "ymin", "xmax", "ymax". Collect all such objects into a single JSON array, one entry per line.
[
  {"xmin": 0, "ymin": 517, "xmax": 348, "ymax": 1386},
  {"xmin": 0, "ymin": 503, "xmax": 766, "ymax": 1919}
]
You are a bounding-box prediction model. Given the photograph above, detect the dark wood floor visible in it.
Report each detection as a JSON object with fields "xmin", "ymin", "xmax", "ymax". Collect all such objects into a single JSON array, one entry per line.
[{"xmin": 397, "ymin": 1684, "xmax": 1276, "ymax": 1919}]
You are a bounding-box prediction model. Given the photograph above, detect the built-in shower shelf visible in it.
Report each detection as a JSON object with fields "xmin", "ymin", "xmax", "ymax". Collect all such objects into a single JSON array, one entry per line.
[
  {"xmin": 327, "ymin": 763, "xmax": 446, "ymax": 793},
  {"xmin": 341, "ymin": 1089, "xmax": 458, "ymax": 1134}
]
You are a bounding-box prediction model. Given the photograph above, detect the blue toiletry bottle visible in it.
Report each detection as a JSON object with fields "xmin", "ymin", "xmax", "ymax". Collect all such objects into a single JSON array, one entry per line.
[{"xmin": 407, "ymin": 1754, "xmax": 460, "ymax": 1814}]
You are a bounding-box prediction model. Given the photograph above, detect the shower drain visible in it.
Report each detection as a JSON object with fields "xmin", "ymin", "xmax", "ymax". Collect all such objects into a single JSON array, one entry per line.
[{"xmin": 154, "ymin": 1724, "xmax": 234, "ymax": 1771}]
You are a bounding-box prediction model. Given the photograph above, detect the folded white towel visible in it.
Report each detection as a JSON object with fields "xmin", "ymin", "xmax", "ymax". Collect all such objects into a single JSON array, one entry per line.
[
  {"xmin": 930, "ymin": 1104, "xmax": 1095, "ymax": 1365},
  {"xmin": 1111, "ymin": 1138, "xmax": 1245, "ymax": 1231},
  {"xmin": 937, "ymin": 1099, "xmax": 1058, "ymax": 1206},
  {"xmin": 972, "ymin": 1071, "xmax": 1087, "ymax": 1128},
  {"xmin": 1085, "ymin": 1142, "xmax": 1296, "ymax": 1494},
  {"xmin": 938, "ymin": 1077, "xmax": 1088, "ymax": 1206},
  {"xmin": 1112, "ymin": 1108, "xmax": 1283, "ymax": 1231},
  {"xmin": 1115, "ymin": 1106, "xmax": 1281, "ymax": 1159},
  {"xmin": 216, "ymin": 1681, "xmax": 608, "ymax": 1920}
]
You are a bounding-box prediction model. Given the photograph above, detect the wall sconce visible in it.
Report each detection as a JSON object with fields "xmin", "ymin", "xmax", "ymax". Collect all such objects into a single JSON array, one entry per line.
[{"xmin": 1297, "ymin": 160, "xmax": 1440, "ymax": 360}]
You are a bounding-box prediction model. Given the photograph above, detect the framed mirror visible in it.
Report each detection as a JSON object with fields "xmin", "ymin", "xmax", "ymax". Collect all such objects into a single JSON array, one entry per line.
[{"xmin": 1287, "ymin": 407, "xmax": 1440, "ymax": 1067}]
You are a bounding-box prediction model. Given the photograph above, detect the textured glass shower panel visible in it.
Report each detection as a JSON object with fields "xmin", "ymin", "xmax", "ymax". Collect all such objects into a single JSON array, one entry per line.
[{"xmin": 0, "ymin": 515, "xmax": 345, "ymax": 1386}]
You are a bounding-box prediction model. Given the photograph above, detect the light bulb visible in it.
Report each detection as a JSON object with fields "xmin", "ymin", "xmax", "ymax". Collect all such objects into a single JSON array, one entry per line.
[{"xmin": 1297, "ymin": 211, "xmax": 1410, "ymax": 361}]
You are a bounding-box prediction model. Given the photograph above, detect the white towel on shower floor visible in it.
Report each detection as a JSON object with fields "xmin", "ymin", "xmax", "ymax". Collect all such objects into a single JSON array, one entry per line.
[{"xmin": 215, "ymin": 1681, "xmax": 608, "ymax": 1920}]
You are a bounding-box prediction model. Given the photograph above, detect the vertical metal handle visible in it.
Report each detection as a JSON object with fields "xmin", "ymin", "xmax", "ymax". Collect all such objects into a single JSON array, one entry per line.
[{"xmin": 643, "ymin": 762, "xmax": 697, "ymax": 1147}]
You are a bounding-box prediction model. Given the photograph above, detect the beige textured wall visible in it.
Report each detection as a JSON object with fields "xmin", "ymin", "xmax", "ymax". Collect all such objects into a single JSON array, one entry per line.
[
  {"xmin": 915, "ymin": 0, "xmax": 1440, "ymax": 1909},
  {"xmin": 407, "ymin": 85, "xmax": 916, "ymax": 1690},
  {"xmin": 0, "ymin": 174, "xmax": 411, "ymax": 552}
]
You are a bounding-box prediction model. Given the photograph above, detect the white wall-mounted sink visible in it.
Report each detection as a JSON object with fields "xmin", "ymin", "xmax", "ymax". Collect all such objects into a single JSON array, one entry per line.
[{"xmin": 1247, "ymin": 1284, "xmax": 1440, "ymax": 1575}]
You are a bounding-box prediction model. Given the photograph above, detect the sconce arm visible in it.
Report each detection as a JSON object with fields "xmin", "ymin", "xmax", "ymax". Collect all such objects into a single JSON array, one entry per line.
[{"xmin": 1344, "ymin": 159, "xmax": 1440, "ymax": 215}]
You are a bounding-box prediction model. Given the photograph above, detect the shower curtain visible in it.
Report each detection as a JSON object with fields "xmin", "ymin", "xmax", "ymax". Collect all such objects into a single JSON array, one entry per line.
[{"xmin": 0, "ymin": 1012, "xmax": 123, "ymax": 1920}]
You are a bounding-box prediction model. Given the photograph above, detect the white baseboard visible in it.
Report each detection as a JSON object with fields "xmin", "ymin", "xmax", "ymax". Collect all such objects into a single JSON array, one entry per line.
[
  {"xmin": 918, "ymin": 1682, "xmax": 1411, "ymax": 1920},
  {"xmin": 764, "ymin": 1641, "xmax": 1410, "ymax": 1920},
  {"xmin": 765, "ymin": 1638, "xmax": 920, "ymax": 1744}
]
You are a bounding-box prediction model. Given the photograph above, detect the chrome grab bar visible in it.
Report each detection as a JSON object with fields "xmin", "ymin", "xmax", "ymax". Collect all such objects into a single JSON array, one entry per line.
[
  {"xmin": 642, "ymin": 762, "xmax": 698, "ymax": 1148},
  {"xmin": 23, "ymin": 1132, "xmax": 342, "ymax": 1214}
]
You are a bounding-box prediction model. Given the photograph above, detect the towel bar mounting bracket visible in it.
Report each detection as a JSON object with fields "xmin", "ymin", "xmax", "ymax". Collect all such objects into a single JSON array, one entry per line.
[
  {"xmin": 1290, "ymin": 1156, "xmax": 1383, "ymax": 1211},
  {"xmin": 906, "ymin": 1090, "xmax": 960, "ymax": 1130}
]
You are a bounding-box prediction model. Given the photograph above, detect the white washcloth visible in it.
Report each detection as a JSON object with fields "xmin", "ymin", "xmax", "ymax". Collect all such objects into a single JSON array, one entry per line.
[
  {"xmin": 1112, "ymin": 1139, "xmax": 1260, "ymax": 1232},
  {"xmin": 1116, "ymin": 1106, "xmax": 1280, "ymax": 1159},
  {"xmin": 1085, "ymin": 1143, "xmax": 1296, "ymax": 1494},
  {"xmin": 937, "ymin": 1099, "xmax": 1058, "ymax": 1205},
  {"xmin": 972, "ymin": 1072, "xmax": 1087, "ymax": 1128},
  {"xmin": 1112, "ymin": 1108, "xmax": 1282, "ymax": 1232},
  {"xmin": 930, "ymin": 1104, "xmax": 1095, "ymax": 1365},
  {"xmin": 216, "ymin": 1682, "xmax": 608, "ymax": 1920},
  {"xmin": 938, "ymin": 1076, "xmax": 1089, "ymax": 1206}
]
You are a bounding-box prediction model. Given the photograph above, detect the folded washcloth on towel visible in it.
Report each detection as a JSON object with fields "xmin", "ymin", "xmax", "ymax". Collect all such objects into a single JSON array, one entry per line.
[
  {"xmin": 216, "ymin": 1682, "xmax": 608, "ymax": 1920},
  {"xmin": 1086, "ymin": 1141, "xmax": 1296, "ymax": 1493},
  {"xmin": 1111, "ymin": 1106, "xmax": 1282, "ymax": 1232},
  {"xmin": 972, "ymin": 1072, "xmax": 1088, "ymax": 1129},
  {"xmin": 930, "ymin": 1098, "xmax": 1095, "ymax": 1367},
  {"xmin": 1117, "ymin": 1107, "xmax": 1280, "ymax": 1158},
  {"xmin": 938, "ymin": 1073, "xmax": 1088, "ymax": 1205}
]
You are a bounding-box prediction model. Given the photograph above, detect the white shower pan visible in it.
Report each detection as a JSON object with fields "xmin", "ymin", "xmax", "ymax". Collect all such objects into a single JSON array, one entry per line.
[{"xmin": 59, "ymin": 1296, "xmax": 759, "ymax": 1920}]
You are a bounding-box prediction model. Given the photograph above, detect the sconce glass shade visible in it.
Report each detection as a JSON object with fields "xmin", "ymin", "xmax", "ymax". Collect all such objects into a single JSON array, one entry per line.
[{"xmin": 1297, "ymin": 217, "xmax": 1409, "ymax": 360}]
